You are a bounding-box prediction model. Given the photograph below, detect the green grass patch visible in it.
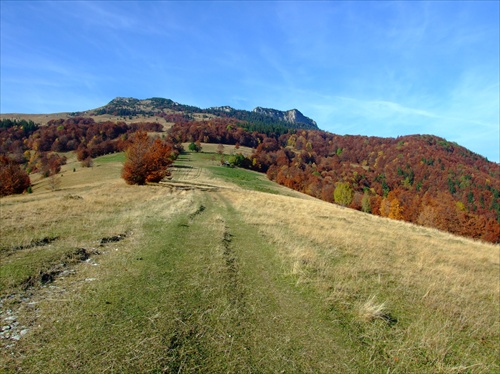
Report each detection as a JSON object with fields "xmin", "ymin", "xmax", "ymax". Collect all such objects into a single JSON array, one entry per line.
[
  {"xmin": 208, "ymin": 165, "xmax": 279, "ymax": 194},
  {"xmin": 4, "ymin": 194, "xmax": 370, "ymax": 372},
  {"xmin": 94, "ymin": 152, "xmax": 125, "ymax": 164}
]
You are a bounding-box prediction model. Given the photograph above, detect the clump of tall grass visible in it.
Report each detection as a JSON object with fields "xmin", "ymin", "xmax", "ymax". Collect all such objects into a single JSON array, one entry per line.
[{"xmin": 358, "ymin": 295, "xmax": 387, "ymax": 322}]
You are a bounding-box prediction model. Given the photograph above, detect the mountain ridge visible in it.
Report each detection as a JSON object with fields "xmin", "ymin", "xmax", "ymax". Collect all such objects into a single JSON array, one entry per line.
[
  {"xmin": 252, "ymin": 107, "xmax": 317, "ymax": 127},
  {"xmin": 80, "ymin": 97, "xmax": 319, "ymax": 130}
]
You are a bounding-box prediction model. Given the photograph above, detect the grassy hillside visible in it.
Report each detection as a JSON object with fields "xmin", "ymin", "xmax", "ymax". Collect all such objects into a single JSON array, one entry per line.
[{"xmin": 1, "ymin": 148, "xmax": 498, "ymax": 373}]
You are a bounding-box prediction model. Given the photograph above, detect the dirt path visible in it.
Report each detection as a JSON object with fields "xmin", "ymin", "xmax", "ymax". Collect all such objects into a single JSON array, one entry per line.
[
  {"xmin": 209, "ymin": 192, "xmax": 364, "ymax": 372},
  {"xmin": 146, "ymin": 191, "xmax": 365, "ymax": 372},
  {"xmin": 3, "ymin": 188, "xmax": 369, "ymax": 373}
]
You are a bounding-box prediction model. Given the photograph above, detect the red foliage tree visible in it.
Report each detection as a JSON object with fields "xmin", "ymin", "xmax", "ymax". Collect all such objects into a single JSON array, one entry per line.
[
  {"xmin": 0, "ymin": 156, "xmax": 31, "ymax": 196},
  {"xmin": 121, "ymin": 132, "xmax": 173, "ymax": 185}
]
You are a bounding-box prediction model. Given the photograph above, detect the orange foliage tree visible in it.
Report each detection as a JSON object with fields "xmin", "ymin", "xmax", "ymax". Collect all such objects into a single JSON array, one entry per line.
[
  {"xmin": 121, "ymin": 132, "xmax": 173, "ymax": 185},
  {"xmin": 0, "ymin": 156, "xmax": 31, "ymax": 196}
]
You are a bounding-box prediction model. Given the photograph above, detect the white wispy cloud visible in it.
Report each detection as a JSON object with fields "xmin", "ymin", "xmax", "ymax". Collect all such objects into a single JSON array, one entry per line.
[
  {"xmin": 60, "ymin": 1, "xmax": 137, "ymax": 30},
  {"xmin": 302, "ymin": 88, "xmax": 498, "ymax": 161}
]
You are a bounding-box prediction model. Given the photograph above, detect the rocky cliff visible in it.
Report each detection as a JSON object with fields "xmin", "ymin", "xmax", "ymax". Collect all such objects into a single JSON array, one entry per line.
[{"xmin": 252, "ymin": 107, "xmax": 317, "ymax": 127}]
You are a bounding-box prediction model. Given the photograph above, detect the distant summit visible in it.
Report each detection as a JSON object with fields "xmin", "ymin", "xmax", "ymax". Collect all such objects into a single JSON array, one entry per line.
[
  {"xmin": 80, "ymin": 97, "xmax": 319, "ymax": 130},
  {"xmin": 87, "ymin": 97, "xmax": 200, "ymax": 117},
  {"xmin": 252, "ymin": 107, "xmax": 317, "ymax": 128},
  {"xmin": 208, "ymin": 106, "xmax": 234, "ymax": 113}
]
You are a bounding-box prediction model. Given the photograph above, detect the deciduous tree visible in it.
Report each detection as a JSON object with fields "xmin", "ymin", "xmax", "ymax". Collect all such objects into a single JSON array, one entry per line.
[
  {"xmin": 122, "ymin": 132, "xmax": 173, "ymax": 185},
  {"xmin": 188, "ymin": 141, "xmax": 202, "ymax": 153},
  {"xmin": 216, "ymin": 144, "xmax": 225, "ymax": 155},
  {"xmin": 334, "ymin": 182, "xmax": 353, "ymax": 207},
  {"xmin": 0, "ymin": 156, "xmax": 31, "ymax": 196}
]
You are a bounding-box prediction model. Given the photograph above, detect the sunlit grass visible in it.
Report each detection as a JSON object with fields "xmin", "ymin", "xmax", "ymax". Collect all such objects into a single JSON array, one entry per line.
[
  {"xmin": 1, "ymin": 148, "xmax": 498, "ymax": 373},
  {"xmin": 94, "ymin": 152, "xmax": 125, "ymax": 164},
  {"xmin": 227, "ymin": 190, "xmax": 500, "ymax": 372}
]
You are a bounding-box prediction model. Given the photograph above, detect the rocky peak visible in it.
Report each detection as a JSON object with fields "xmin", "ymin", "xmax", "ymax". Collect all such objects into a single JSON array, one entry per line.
[
  {"xmin": 108, "ymin": 97, "xmax": 139, "ymax": 105},
  {"xmin": 208, "ymin": 106, "xmax": 235, "ymax": 113},
  {"xmin": 252, "ymin": 107, "xmax": 317, "ymax": 127}
]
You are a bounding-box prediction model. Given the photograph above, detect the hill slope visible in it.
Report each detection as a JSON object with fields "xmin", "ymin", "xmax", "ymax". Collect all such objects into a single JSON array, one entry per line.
[
  {"xmin": 1, "ymin": 102, "xmax": 499, "ymax": 242},
  {"xmin": 1, "ymin": 149, "xmax": 499, "ymax": 372},
  {"xmin": 169, "ymin": 121, "xmax": 500, "ymax": 242},
  {"xmin": 0, "ymin": 112, "xmax": 500, "ymax": 243}
]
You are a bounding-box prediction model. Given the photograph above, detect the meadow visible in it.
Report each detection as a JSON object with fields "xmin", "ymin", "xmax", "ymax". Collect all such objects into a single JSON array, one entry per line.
[{"xmin": 0, "ymin": 148, "xmax": 498, "ymax": 373}]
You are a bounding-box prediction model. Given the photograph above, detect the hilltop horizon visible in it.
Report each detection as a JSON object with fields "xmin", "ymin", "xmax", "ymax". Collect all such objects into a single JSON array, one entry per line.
[{"xmin": 1, "ymin": 95, "xmax": 497, "ymax": 163}]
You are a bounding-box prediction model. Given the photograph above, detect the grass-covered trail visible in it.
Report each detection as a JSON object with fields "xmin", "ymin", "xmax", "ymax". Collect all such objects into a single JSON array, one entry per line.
[{"xmin": 4, "ymin": 190, "xmax": 364, "ymax": 373}]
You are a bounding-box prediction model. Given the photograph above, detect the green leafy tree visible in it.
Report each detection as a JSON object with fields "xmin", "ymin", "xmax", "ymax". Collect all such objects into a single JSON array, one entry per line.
[
  {"xmin": 361, "ymin": 191, "xmax": 372, "ymax": 213},
  {"xmin": 188, "ymin": 141, "xmax": 202, "ymax": 153},
  {"xmin": 228, "ymin": 153, "xmax": 250, "ymax": 168},
  {"xmin": 334, "ymin": 182, "xmax": 353, "ymax": 207}
]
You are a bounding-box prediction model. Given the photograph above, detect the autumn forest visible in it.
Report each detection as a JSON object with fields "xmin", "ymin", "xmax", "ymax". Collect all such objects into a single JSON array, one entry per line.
[{"xmin": 1, "ymin": 113, "xmax": 499, "ymax": 243}]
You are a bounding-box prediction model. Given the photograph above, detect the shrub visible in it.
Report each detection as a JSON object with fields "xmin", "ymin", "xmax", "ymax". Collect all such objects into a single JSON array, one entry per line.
[
  {"xmin": 47, "ymin": 172, "xmax": 61, "ymax": 192},
  {"xmin": 188, "ymin": 141, "xmax": 202, "ymax": 153},
  {"xmin": 228, "ymin": 153, "xmax": 251, "ymax": 168},
  {"xmin": 81, "ymin": 157, "xmax": 93, "ymax": 168}
]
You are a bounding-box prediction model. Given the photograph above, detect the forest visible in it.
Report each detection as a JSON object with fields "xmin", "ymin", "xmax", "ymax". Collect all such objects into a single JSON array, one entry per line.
[
  {"xmin": 1, "ymin": 116, "xmax": 499, "ymax": 243},
  {"xmin": 168, "ymin": 119, "xmax": 500, "ymax": 243}
]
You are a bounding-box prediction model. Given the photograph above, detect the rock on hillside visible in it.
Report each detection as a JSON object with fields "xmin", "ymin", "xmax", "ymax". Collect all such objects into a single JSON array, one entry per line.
[{"xmin": 253, "ymin": 107, "xmax": 317, "ymax": 127}]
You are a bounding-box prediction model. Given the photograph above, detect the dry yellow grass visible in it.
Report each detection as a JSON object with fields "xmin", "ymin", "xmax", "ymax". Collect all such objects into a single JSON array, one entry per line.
[
  {"xmin": 226, "ymin": 190, "xmax": 500, "ymax": 371},
  {"xmin": 0, "ymin": 153, "xmax": 197, "ymax": 291},
  {"xmin": 358, "ymin": 295, "xmax": 387, "ymax": 322},
  {"xmin": 181, "ymin": 142, "xmax": 254, "ymax": 157}
]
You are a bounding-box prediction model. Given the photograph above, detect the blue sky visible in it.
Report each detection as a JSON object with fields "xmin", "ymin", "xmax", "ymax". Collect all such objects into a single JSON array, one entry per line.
[{"xmin": 1, "ymin": 1, "xmax": 499, "ymax": 161}]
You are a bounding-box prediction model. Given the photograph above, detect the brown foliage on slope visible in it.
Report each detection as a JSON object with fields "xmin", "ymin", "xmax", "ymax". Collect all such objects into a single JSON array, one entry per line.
[
  {"xmin": 167, "ymin": 121, "xmax": 500, "ymax": 243},
  {"xmin": 121, "ymin": 132, "xmax": 174, "ymax": 185},
  {"xmin": 0, "ymin": 156, "xmax": 31, "ymax": 196}
]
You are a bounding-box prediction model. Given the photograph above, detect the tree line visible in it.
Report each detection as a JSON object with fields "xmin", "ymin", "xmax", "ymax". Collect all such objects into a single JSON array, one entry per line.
[{"xmin": 1, "ymin": 116, "xmax": 498, "ymax": 242}]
